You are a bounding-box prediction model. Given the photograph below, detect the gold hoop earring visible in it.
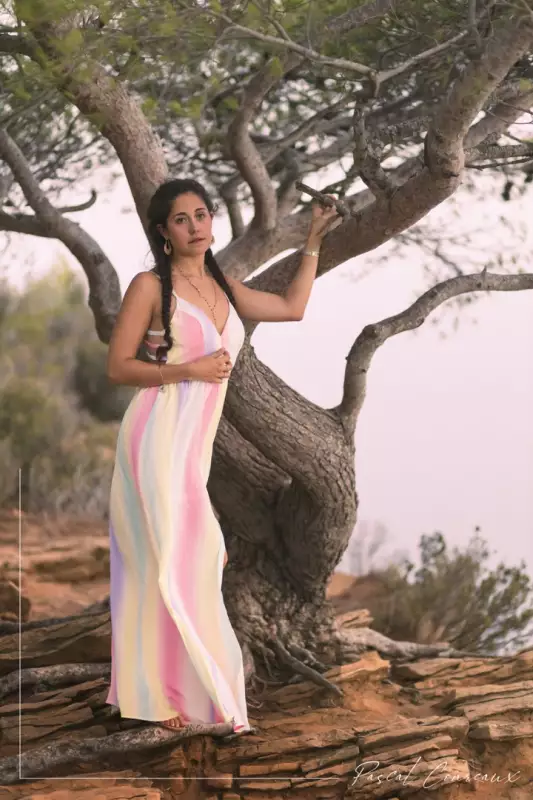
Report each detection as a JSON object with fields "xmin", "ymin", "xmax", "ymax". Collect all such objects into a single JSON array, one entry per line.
[{"xmin": 163, "ymin": 238, "xmax": 172, "ymax": 256}]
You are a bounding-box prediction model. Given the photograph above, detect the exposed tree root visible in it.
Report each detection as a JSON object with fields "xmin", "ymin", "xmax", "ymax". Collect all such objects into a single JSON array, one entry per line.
[
  {"xmin": 252, "ymin": 639, "xmax": 281, "ymax": 679},
  {"xmin": 0, "ymin": 606, "xmax": 109, "ymax": 634},
  {"xmin": 241, "ymin": 640, "xmax": 256, "ymax": 681},
  {"xmin": 0, "ymin": 720, "xmax": 235, "ymax": 785},
  {"xmin": 0, "ymin": 662, "xmax": 111, "ymax": 702},
  {"xmin": 268, "ymin": 637, "xmax": 343, "ymax": 697},
  {"xmin": 245, "ymin": 696, "xmax": 264, "ymax": 709},
  {"xmin": 287, "ymin": 641, "xmax": 334, "ymax": 670},
  {"xmin": 221, "ymin": 724, "xmax": 261, "ymax": 742},
  {"xmin": 339, "ymin": 627, "xmax": 497, "ymax": 661},
  {"xmin": 243, "ymin": 669, "xmax": 276, "ymax": 706},
  {"xmin": 81, "ymin": 596, "xmax": 110, "ymax": 614}
]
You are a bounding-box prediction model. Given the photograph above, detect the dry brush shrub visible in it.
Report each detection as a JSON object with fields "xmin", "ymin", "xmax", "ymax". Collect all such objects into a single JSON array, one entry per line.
[
  {"xmin": 365, "ymin": 531, "xmax": 533, "ymax": 654},
  {"xmin": 0, "ymin": 265, "xmax": 123, "ymax": 516}
]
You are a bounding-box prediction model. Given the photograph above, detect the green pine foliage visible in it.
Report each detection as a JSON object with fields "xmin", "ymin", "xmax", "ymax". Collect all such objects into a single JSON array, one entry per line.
[{"xmin": 4, "ymin": 0, "xmax": 530, "ymax": 209}]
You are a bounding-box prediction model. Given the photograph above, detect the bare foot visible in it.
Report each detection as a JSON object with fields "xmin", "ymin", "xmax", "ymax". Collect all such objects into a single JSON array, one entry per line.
[{"xmin": 155, "ymin": 714, "xmax": 184, "ymax": 730}]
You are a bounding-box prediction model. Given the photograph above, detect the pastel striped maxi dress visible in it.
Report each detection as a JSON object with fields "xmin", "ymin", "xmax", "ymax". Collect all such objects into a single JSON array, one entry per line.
[{"xmin": 105, "ymin": 270, "xmax": 250, "ymax": 733}]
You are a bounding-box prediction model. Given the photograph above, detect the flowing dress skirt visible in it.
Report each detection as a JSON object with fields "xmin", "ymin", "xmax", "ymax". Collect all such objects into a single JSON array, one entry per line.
[{"xmin": 105, "ymin": 287, "xmax": 249, "ymax": 732}]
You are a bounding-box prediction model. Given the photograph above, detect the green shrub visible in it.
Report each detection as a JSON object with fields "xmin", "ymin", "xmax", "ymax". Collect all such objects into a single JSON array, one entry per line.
[
  {"xmin": 370, "ymin": 531, "xmax": 533, "ymax": 654},
  {"xmin": 73, "ymin": 339, "xmax": 134, "ymax": 422},
  {"xmin": 0, "ymin": 265, "xmax": 123, "ymax": 516}
]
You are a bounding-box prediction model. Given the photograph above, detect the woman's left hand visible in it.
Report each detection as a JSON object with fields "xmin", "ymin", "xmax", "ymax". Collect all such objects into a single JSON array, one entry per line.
[{"xmin": 308, "ymin": 196, "xmax": 342, "ymax": 241}]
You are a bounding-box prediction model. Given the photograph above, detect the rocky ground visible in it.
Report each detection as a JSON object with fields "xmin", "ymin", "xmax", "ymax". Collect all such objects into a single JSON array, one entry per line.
[{"xmin": 0, "ymin": 508, "xmax": 532, "ymax": 800}]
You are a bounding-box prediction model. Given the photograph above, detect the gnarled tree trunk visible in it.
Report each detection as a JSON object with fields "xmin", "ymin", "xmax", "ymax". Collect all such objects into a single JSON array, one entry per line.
[{"xmin": 210, "ymin": 342, "xmax": 357, "ymax": 668}]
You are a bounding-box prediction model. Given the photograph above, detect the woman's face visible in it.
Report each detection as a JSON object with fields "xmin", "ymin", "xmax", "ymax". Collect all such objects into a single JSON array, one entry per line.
[{"xmin": 159, "ymin": 192, "xmax": 213, "ymax": 256}]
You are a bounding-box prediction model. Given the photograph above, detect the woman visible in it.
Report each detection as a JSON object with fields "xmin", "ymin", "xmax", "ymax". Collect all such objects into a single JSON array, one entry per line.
[{"xmin": 105, "ymin": 178, "xmax": 339, "ymax": 735}]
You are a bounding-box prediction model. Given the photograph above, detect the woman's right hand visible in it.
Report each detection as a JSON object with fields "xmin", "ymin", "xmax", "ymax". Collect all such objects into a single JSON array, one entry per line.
[{"xmin": 189, "ymin": 348, "xmax": 233, "ymax": 383}]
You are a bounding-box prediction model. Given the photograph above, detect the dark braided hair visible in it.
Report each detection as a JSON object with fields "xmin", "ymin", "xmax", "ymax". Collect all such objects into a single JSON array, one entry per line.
[{"xmin": 146, "ymin": 179, "xmax": 238, "ymax": 361}]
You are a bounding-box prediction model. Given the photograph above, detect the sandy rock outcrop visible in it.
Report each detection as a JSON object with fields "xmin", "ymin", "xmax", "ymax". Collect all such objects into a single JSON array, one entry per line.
[{"xmin": 1, "ymin": 510, "xmax": 532, "ymax": 799}]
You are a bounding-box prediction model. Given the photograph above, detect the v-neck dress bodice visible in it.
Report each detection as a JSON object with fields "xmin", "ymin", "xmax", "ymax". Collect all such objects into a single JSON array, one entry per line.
[
  {"xmin": 105, "ymin": 269, "xmax": 250, "ymax": 733},
  {"xmin": 143, "ymin": 270, "xmax": 245, "ymax": 368}
]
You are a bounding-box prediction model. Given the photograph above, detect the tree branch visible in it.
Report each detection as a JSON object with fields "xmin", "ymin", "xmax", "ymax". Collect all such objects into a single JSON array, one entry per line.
[
  {"xmin": 276, "ymin": 150, "xmax": 303, "ymax": 215},
  {"xmin": 18, "ymin": 4, "xmax": 168, "ymax": 228},
  {"xmin": 220, "ymin": 99, "xmax": 350, "ymax": 198},
  {"xmin": 467, "ymin": 142, "xmax": 533, "ymax": 165},
  {"xmin": 280, "ymin": 94, "xmax": 429, "ymax": 179},
  {"xmin": 226, "ymin": 54, "xmax": 300, "ymax": 230},
  {"xmin": 57, "ymin": 189, "xmax": 98, "ymax": 214},
  {"xmin": 0, "ymin": 127, "xmax": 121, "ymax": 342},
  {"xmin": 217, "ymin": 16, "xmax": 374, "ymax": 78},
  {"xmin": 0, "ymin": 31, "xmax": 33, "ymax": 57},
  {"xmin": 337, "ymin": 269, "xmax": 533, "ymax": 433},
  {"xmin": 324, "ymin": 0, "xmax": 399, "ymax": 37},
  {"xmin": 352, "ymin": 100, "xmax": 394, "ymax": 198},
  {"xmin": 214, "ymin": 90, "xmax": 431, "ymax": 227},
  {"xmin": 380, "ymin": 29, "xmax": 470, "ymax": 84},
  {"xmin": 217, "ymin": 9, "xmax": 470, "ymax": 88},
  {"xmin": 465, "ymin": 88, "xmax": 533, "ymax": 149},
  {"xmin": 219, "ymin": 183, "xmax": 246, "ymax": 239},
  {"xmin": 218, "ymin": 155, "xmax": 421, "ymax": 278},
  {"xmin": 294, "ymin": 181, "xmax": 350, "ymax": 217},
  {"xmin": 0, "ymin": 210, "xmax": 49, "ymax": 237},
  {"xmin": 425, "ymin": 13, "xmax": 533, "ymax": 177},
  {"xmin": 234, "ymin": 11, "xmax": 533, "ymax": 305}
]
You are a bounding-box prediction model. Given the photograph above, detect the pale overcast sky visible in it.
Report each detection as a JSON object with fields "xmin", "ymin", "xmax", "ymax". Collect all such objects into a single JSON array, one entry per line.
[{"xmin": 2, "ymin": 155, "xmax": 532, "ymax": 578}]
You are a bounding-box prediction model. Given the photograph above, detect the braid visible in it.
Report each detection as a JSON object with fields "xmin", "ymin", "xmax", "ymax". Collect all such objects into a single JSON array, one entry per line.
[
  {"xmin": 158, "ymin": 261, "xmax": 173, "ymax": 362},
  {"xmin": 150, "ymin": 243, "xmax": 174, "ymax": 363},
  {"xmin": 204, "ymin": 249, "xmax": 238, "ymax": 311}
]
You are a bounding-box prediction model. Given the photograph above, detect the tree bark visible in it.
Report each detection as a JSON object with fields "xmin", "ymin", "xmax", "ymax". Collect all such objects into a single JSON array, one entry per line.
[{"xmin": 210, "ymin": 398, "xmax": 356, "ymax": 669}]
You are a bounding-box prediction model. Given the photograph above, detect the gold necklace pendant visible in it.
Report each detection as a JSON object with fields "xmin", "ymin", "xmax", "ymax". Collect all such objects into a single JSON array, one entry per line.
[{"xmin": 176, "ymin": 268, "xmax": 218, "ymax": 326}]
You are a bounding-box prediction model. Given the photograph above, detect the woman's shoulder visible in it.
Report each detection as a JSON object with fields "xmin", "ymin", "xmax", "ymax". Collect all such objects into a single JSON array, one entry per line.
[
  {"xmin": 124, "ymin": 270, "xmax": 161, "ymax": 299},
  {"xmin": 131, "ymin": 268, "xmax": 161, "ymax": 285},
  {"xmin": 146, "ymin": 268, "xmax": 161, "ymax": 280}
]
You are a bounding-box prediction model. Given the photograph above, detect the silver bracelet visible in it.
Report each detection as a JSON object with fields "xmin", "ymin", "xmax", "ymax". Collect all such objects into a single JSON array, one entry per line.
[{"xmin": 302, "ymin": 248, "xmax": 320, "ymax": 258}]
